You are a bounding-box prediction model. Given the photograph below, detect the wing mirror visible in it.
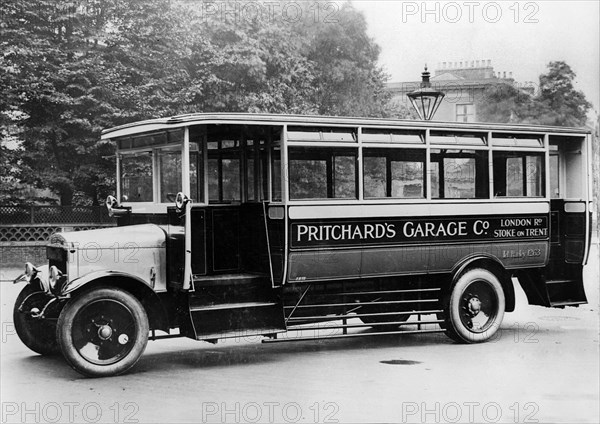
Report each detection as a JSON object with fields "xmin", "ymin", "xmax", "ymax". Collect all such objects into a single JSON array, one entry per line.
[
  {"xmin": 105, "ymin": 195, "xmax": 130, "ymax": 217},
  {"xmin": 175, "ymin": 192, "xmax": 191, "ymax": 212}
]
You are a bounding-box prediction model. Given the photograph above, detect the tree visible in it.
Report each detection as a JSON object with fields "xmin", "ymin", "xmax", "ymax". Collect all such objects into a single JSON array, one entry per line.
[
  {"xmin": 535, "ymin": 61, "xmax": 592, "ymax": 127},
  {"xmin": 476, "ymin": 83, "xmax": 534, "ymax": 124},
  {"xmin": 1, "ymin": 0, "xmax": 395, "ymax": 205},
  {"xmin": 291, "ymin": 1, "xmax": 395, "ymax": 117},
  {"xmin": 0, "ymin": 0, "xmax": 204, "ymax": 205},
  {"xmin": 1, "ymin": 0, "xmax": 125, "ymax": 205},
  {"xmin": 476, "ymin": 61, "xmax": 592, "ymax": 127},
  {"xmin": 180, "ymin": 0, "xmax": 319, "ymax": 114},
  {"xmin": 0, "ymin": 136, "xmax": 23, "ymax": 206}
]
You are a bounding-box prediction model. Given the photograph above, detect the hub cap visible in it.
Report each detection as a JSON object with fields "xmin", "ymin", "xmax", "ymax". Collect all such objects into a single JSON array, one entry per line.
[
  {"xmin": 97, "ymin": 325, "xmax": 113, "ymax": 340},
  {"xmin": 459, "ymin": 281, "xmax": 499, "ymax": 333},
  {"xmin": 72, "ymin": 300, "xmax": 137, "ymax": 365}
]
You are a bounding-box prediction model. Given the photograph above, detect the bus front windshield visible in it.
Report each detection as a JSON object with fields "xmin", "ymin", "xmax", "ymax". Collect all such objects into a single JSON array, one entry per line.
[{"xmin": 117, "ymin": 127, "xmax": 185, "ymax": 203}]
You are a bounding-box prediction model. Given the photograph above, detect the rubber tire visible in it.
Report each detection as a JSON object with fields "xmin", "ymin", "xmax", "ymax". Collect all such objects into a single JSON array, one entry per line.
[
  {"xmin": 443, "ymin": 268, "xmax": 505, "ymax": 343},
  {"xmin": 57, "ymin": 287, "xmax": 149, "ymax": 377},
  {"xmin": 13, "ymin": 285, "xmax": 61, "ymax": 355}
]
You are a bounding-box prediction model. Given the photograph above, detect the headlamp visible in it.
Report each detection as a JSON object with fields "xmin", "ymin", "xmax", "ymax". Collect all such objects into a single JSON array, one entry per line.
[
  {"xmin": 49, "ymin": 265, "xmax": 63, "ymax": 291},
  {"xmin": 106, "ymin": 195, "xmax": 119, "ymax": 217},
  {"xmin": 25, "ymin": 262, "xmax": 38, "ymax": 278}
]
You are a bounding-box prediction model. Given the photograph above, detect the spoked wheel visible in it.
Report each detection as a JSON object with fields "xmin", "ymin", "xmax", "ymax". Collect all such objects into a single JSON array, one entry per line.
[
  {"xmin": 13, "ymin": 285, "xmax": 60, "ymax": 355},
  {"xmin": 442, "ymin": 268, "xmax": 505, "ymax": 343},
  {"xmin": 57, "ymin": 287, "xmax": 149, "ymax": 377}
]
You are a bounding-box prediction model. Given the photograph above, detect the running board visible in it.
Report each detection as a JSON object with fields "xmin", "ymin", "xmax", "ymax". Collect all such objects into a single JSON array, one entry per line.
[
  {"xmin": 263, "ymin": 328, "xmax": 444, "ymax": 343},
  {"xmin": 188, "ymin": 300, "xmax": 286, "ymax": 340},
  {"xmin": 286, "ymin": 317, "xmax": 444, "ymax": 330}
]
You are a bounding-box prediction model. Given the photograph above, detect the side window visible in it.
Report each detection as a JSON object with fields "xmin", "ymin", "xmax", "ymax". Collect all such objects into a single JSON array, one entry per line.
[
  {"xmin": 549, "ymin": 153, "xmax": 559, "ymax": 198},
  {"xmin": 208, "ymin": 139, "xmax": 241, "ymax": 203},
  {"xmin": 158, "ymin": 148, "xmax": 182, "ymax": 203},
  {"xmin": 288, "ymin": 147, "xmax": 357, "ymax": 200},
  {"xmin": 245, "ymin": 135, "xmax": 270, "ymax": 203},
  {"xmin": 363, "ymin": 148, "xmax": 425, "ymax": 198},
  {"xmin": 189, "ymin": 143, "xmax": 203, "ymax": 203},
  {"xmin": 431, "ymin": 149, "xmax": 489, "ymax": 199},
  {"xmin": 271, "ymin": 145, "xmax": 282, "ymax": 201},
  {"xmin": 120, "ymin": 152, "xmax": 153, "ymax": 202},
  {"xmin": 493, "ymin": 152, "xmax": 545, "ymax": 197}
]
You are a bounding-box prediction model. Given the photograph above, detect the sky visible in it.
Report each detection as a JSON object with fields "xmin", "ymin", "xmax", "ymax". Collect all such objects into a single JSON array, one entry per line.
[{"xmin": 351, "ymin": 0, "xmax": 600, "ymax": 112}]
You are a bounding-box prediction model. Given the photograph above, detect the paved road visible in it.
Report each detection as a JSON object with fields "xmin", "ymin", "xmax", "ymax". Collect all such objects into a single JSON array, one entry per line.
[{"xmin": 1, "ymin": 245, "xmax": 598, "ymax": 424}]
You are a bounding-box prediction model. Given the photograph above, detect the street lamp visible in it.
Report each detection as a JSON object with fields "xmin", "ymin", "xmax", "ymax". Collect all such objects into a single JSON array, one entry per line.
[{"xmin": 407, "ymin": 65, "xmax": 445, "ymax": 120}]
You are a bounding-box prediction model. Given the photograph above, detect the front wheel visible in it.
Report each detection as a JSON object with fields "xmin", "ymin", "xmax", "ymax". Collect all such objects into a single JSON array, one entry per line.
[
  {"xmin": 57, "ymin": 287, "xmax": 149, "ymax": 377},
  {"xmin": 442, "ymin": 268, "xmax": 505, "ymax": 343},
  {"xmin": 13, "ymin": 285, "xmax": 60, "ymax": 355}
]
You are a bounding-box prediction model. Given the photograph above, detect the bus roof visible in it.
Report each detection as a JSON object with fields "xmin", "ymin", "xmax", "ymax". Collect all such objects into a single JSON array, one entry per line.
[{"xmin": 101, "ymin": 112, "xmax": 592, "ymax": 140}]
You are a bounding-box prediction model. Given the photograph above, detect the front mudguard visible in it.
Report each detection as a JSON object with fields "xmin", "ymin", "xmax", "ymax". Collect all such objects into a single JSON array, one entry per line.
[
  {"xmin": 60, "ymin": 270, "xmax": 151, "ymax": 296},
  {"xmin": 16, "ymin": 290, "xmax": 64, "ymax": 320}
]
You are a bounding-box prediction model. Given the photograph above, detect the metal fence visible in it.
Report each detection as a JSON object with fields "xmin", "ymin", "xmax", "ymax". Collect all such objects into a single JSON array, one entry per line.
[
  {"xmin": 0, "ymin": 205, "xmax": 114, "ymax": 225},
  {"xmin": 0, "ymin": 206, "xmax": 116, "ymax": 243}
]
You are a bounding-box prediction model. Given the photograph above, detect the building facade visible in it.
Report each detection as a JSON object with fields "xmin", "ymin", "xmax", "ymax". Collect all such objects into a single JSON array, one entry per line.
[{"xmin": 387, "ymin": 60, "xmax": 530, "ymax": 122}]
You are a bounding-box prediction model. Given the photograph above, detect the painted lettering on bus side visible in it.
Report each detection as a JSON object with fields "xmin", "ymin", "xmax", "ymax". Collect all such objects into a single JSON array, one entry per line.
[
  {"xmin": 402, "ymin": 221, "xmax": 468, "ymax": 238},
  {"xmin": 296, "ymin": 223, "xmax": 396, "ymax": 242},
  {"xmin": 292, "ymin": 215, "xmax": 548, "ymax": 247}
]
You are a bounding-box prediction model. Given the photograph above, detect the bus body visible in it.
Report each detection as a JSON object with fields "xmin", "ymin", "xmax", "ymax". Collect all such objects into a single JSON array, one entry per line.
[{"xmin": 13, "ymin": 113, "xmax": 593, "ymax": 377}]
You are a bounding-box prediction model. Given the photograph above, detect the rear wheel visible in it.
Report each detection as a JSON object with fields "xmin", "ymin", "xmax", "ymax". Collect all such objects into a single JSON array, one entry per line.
[
  {"xmin": 57, "ymin": 287, "xmax": 149, "ymax": 377},
  {"xmin": 13, "ymin": 285, "xmax": 60, "ymax": 355},
  {"xmin": 442, "ymin": 268, "xmax": 505, "ymax": 343}
]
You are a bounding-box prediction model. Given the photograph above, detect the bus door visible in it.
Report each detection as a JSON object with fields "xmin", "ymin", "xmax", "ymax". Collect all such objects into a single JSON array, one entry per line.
[
  {"xmin": 521, "ymin": 136, "xmax": 589, "ymax": 308},
  {"xmin": 180, "ymin": 124, "xmax": 285, "ymax": 339},
  {"xmin": 198, "ymin": 125, "xmax": 276, "ymax": 276}
]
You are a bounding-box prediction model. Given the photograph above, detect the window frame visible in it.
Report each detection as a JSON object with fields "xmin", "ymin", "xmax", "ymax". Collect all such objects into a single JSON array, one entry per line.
[
  {"xmin": 492, "ymin": 150, "xmax": 546, "ymax": 198},
  {"xmin": 287, "ymin": 146, "xmax": 359, "ymax": 201},
  {"xmin": 455, "ymin": 104, "xmax": 475, "ymax": 123},
  {"xmin": 118, "ymin": 140, "xmax": 184, "ymax": 205},
  {"xmin": 430, "ymin": 148, "xmax": 490, "ymax": 200},
  {"xmin": 362, "ymin": 147, "xmax": 427, "ymax": 199}
]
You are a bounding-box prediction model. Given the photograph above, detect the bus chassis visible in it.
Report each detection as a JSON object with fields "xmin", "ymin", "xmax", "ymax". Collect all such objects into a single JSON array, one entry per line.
[{"xmin": 12, "ymin": 113, "xmax": 592, "ymax": 377}]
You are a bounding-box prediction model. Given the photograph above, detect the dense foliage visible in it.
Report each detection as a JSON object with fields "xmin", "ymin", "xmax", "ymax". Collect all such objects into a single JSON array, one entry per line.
[
  {"xmin": 0, "ymin": 0, "xmax": 397, "ymax": 205},
  {"xmin": 477, "ymin": 61, "xmax": 592, "ymax": 127},
  {"xmin": 1, "ymin": 2, "xmax": 594, "ymax": 206}
]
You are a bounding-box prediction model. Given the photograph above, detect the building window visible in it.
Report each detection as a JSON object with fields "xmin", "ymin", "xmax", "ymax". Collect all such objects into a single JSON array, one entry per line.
[{"xmin": 456, "ymin": 104, "xmax": 475, "ymax": 122}]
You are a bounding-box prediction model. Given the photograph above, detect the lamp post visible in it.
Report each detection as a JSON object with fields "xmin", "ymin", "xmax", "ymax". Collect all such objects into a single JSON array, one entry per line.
[{"xmin": 407, "ymin": 65, "xmax": 445, "ymax": 120}]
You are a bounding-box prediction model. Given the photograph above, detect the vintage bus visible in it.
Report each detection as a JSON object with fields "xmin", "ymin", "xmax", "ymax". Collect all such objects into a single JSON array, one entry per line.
[{"xmin": 13, "ymin": 113, "xmax": 593, "ymax": 377}]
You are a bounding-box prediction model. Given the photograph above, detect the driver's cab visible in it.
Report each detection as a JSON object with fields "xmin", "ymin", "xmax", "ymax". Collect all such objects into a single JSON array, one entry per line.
[{"xmin": 110, "ymin": 121, "xmax": 285, "ymax": 291}]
